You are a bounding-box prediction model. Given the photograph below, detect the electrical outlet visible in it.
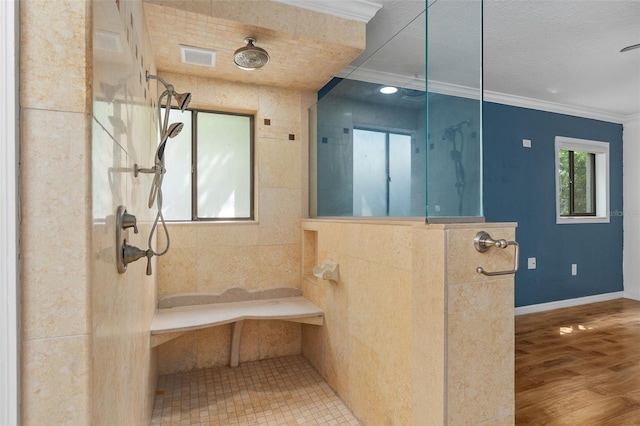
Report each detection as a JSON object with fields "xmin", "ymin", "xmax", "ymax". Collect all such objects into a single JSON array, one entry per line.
[
  {"xmin": 523, "ymin": 139, "xmax": 532, "ymax": 148},
  {"xmin": 571, "ymin": 264, "xmax": 577, "ymax": 276},
  {"xmin": 527, "ymin": 257, "xmax": 536, "ymax": 269}
]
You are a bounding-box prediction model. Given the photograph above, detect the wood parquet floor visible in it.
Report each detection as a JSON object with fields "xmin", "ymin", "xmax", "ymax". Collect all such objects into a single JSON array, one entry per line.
[{"xmin": 515, "ymin": 298, "xmax": 640, "ymax": 425}]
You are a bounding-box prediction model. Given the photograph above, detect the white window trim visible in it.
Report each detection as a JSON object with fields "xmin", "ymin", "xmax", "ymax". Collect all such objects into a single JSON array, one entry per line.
[
  {"xmin": 555, "ymin": 136, "xmax": 610, "ymax": 224},
  {"xmin": 0, "ymin": 0, "xmax": 19, "ymax": 424}
]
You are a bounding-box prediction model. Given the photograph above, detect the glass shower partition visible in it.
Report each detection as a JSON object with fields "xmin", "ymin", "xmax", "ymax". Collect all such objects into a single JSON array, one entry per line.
[{"xmin": 309, "ymin": 0, "xmax": 483, "ymax": 221}]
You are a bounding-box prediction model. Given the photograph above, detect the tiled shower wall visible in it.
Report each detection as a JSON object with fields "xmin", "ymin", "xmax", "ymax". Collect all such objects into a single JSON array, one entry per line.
[
  {"xmin": 300, "ymin": 220, "xmax": 516, "ymax": 425},
  {"xmin": 21, "ymin": 0, "xmax": 159, "ymax": 423},
  {"xmin": 155, "ymin": 72, "xmax": 316, "ymax": 374},
  {"xmin": 20, "ymin": 1, "xmax": 92, "ymax": 423},
  {"xmin": 91, "ymin": 0, "xmax": 159, "ymax": 424}
]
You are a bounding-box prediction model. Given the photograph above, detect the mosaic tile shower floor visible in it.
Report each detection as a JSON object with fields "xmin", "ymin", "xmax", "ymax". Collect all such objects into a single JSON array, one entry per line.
[{"xmin": 152, "ymin": 355, "xmax": 361, "ymax": 425}]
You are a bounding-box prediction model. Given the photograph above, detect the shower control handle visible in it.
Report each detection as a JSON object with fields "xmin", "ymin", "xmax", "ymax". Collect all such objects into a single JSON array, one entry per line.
[
  {"xmin": 122, "ymin": 242, "xmax": 154, "ymax": 276},
  {"xmin": 116, "ymin": 205, "xmax": 154, "ymax": 275},
  {"xmin": 145, "ymin": 251, "xmax": 153, "ymax": 276},
  {"xmin": 121, "ymin": 211, "xmax": 138, "ymax": 234}
]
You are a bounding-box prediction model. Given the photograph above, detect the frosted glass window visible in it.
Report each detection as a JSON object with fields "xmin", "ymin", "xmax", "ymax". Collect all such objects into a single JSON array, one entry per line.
[
  {"xmin": 353, "ymin": 129, "xmax": 387, "ymax": 216},
  {"xmin": 197, "ymin": 112, "xmax": 252, "ymax": 219},
  {"xmin": 353, "ymin": 128, "xmax": 412, "ymax": 216},
  {"xmin": 160, "ymin": 107, "xmax": 253, "ymax": 221},
  {"xmin": 161, "ymin": 108, "xmax": 192, "ymax": 220},
  {"xmin": 389, "ymin": 134, "xmax": 411, "ymax": 216}
]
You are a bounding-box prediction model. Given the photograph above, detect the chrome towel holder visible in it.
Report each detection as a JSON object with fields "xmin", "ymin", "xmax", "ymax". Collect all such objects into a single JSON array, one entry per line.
[{"xmin": 473, "ymin": 231, "xmax": 519, "ymax": 276}]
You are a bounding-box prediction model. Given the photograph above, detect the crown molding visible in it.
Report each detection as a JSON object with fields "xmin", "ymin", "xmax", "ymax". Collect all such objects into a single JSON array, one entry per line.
[
  {"xmin": 336, "ymin": 65, "xmax": 630, "ymax": 123},
  {"xmin": 270, "ymin": 0, "xmax": 382, "ymax": 23},
  {"xmin": 428, "ymin": 81, "xmax": 480, "ymax": 100},
  {"xmin": 623, "ymin": 113, "xmax": 640, "ymax": 124},
  {"xmin": 483, "ymin": 90, "xmax": 626, "ymax": 124},
  {"xmin": 337, "ymin": 65, "xmax": 426, "ymax": 91}
]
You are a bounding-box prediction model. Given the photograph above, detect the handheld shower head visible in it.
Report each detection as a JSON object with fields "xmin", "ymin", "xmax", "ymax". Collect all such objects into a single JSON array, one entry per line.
[
  {"xmin": 147, "ymin": 121, "xmax": 184, "ymax": 208},
  {"xmin": 142, "ymin": 72, "xmax": 190, "ymax": 210},
  {"xmin": 156, "ymin": 122, "xmax": 184, "ymax": 162}
]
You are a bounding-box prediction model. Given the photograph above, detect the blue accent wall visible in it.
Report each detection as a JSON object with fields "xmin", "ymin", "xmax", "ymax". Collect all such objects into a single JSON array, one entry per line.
[{"xmin": 483, "ymin": 102, "xmax": 624, "ymax": 307}]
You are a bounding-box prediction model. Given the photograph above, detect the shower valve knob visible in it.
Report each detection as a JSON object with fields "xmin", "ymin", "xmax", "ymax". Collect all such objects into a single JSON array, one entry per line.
[
  {"xmin": 122, "ymin": 242, "xmax": 154, "ymax": 276},
  {"xmin": 121, "ymin": 210, "xmax": 138, "ymax": 234}
]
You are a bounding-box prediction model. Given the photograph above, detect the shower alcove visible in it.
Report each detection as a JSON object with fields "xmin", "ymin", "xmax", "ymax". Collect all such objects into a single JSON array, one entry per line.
[{"xmin": 91, "ymin": 0, "xmax": 516, "ymax": 425}]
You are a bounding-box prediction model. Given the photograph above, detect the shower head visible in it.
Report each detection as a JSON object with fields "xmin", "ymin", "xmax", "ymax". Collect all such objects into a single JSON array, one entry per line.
[
  {"xmin": 148, "ymin": 71, "xmax": 192, "ymax": 111},
  {"xmin": 156, "ymin": 122, "xmax": 184, "ymax": 162},
  {"xmin": 234, "ymin": 38, "xmax": 270, "ymax": 70},
  {"xmin": 166, "ymin": 122, "xmax": 184, "ymax": 138},
  {"xmin": 173, "ymin": 91, "xmax": 192, "ymax": 112}
]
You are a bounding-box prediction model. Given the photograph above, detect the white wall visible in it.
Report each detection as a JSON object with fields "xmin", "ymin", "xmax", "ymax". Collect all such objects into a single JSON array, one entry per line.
[
  {"xmin": 623, "ymin": 113, "xmax": 640, "ymax": 300},
  {"xmin": 0, "ymin": 0, "xmax": 18, "ymax": 424}
]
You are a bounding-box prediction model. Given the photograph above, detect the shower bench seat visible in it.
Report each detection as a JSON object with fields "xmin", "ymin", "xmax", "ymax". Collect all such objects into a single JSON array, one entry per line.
[{"xmin": 150, "ymin": 287, "xmax": 323, "ymax": 367}]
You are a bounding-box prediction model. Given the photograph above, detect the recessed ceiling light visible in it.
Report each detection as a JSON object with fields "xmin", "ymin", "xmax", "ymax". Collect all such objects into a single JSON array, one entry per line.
[{"xmin": 379, "ymin": 86, "xmax": 398, "ymax": 95}]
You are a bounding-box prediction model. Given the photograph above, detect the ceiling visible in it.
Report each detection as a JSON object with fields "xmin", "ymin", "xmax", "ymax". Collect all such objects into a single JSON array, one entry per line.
[
  {"xmin": 144, "ymin": 0, "xmax": 640, "ymax": 121},
  {"xmin": 353, "ymin": 0, "xmax": 639, "ymax": 120},
  {"xmin": 143, "ymin": 0, "xmax": 364, "ymax": 92},
  {"xmin": 482, "ymin": 0, "xmax": 640, "ymax": 120}
]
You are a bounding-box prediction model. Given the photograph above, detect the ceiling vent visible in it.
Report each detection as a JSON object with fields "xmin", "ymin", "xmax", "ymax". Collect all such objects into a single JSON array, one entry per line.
[{"xmin": 180, "ymin": 45, "xmax": 217, "ymax": 67}]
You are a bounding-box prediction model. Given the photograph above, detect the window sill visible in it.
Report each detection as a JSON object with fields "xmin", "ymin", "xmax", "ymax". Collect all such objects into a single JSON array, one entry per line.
[
  {"xmin": 164, "ymin": 220, "xmax": 260, "ymax": 226},
  {"xmin": 556, "ymin": 216, "xmax": 610, "ymax": 225}
]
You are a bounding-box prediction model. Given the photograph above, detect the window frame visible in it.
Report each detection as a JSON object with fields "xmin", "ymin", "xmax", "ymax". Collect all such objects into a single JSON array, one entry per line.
[
  {"xmin": 163, "ymin": 106, "xmax": 255, "ymax": 222},
  {"xmin": 352, "ymin": 125, "xmax": 414, "ymax": 217},
  {"xmin": 555, "ymin": 136, "xmax": 609, "ymax": 224}
]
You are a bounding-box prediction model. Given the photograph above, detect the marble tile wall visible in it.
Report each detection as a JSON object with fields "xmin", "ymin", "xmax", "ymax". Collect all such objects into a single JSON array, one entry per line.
[
  {"xmin": 21, "ymin": 0, "xmax": 161, "ymax": 424},
  {"xmin": 155, "ymin": 73, "xmax": 315, "ymax": 374},
  {"xmin": 444, "ymin": 225, "xmax": 515, "ymax": 425},
  {"xmin": 300, "ymin": 220, "xmax": 418, "ymax": 425},
  {"xmin": 300, "ymin": 220, "xmax": 516, "ymax": 425},
  {"xmin": 91, "ymin": 0, "xmax": 160, "ymax": 424},
  {"xmin": 20, "ymin": 0, "xmax": 92, "ymax": 424}
]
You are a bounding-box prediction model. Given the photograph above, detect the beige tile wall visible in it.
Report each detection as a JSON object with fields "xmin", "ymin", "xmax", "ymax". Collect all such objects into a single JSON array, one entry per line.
[
  {"xmin": 445, "ymin": 226, "xmax": 515, "ymax": 425},
  {"xmin": 155, "ymin": 73, "xmax": 316, "ymax": 374},
  {"xmin": 301, "ymin": 220, "xmax": 516, "ymax": 426},
  {"xmin": 20, "ymin": 0, "xmax": 92, "ymax": 424},
  {"xmin": 91, "ymin": 1, "xmax": 160, "ymax": 424},
  {"xmin": 300, "ymin": 220, "xmax": 419, "ymax": 425},
  {"xmin": 21, "ymin": 0, "xmax": 161, "ymax": 424}
]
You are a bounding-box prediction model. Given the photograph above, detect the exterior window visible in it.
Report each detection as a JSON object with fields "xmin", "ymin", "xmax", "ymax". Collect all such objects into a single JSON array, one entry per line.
[
  {"xmin": 352, "ymin": 128, "xmax": 412, "ymax": 216},
  {"xmin": 555, "ymin": 136, "xmax": 609, "ymax": 224},
  {"xmin": 558, "ymin": 149, "xmax": 596, "ymax": 216},
  {"xmin": 161, "ymin": 107, "xmax": 254, "ymax": 221}
]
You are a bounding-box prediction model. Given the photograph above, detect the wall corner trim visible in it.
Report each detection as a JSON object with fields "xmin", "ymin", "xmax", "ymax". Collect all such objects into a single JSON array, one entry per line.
[{"xmin": 0, "ymin": 0, "xmax": 19, "ymax": 424}]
